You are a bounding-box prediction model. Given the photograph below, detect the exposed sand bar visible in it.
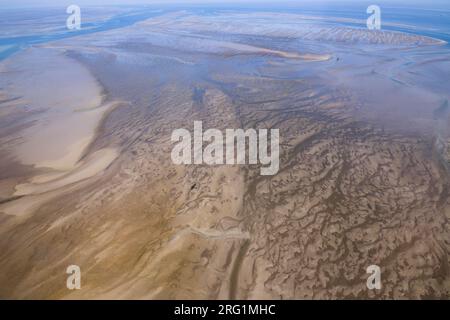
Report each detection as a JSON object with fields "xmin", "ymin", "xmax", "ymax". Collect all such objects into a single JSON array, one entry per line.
[
  {"xmin": 0, "ymin": 147, "xmax": 118, "ymax": 217},
  {"xmin": 14, "ymin": 148, "xmax": 118, "ymax": 196},
  {"xmin": 0, "ymin": 47, "xmax": 119, "ymax": 215},
  {"xmin": 0, "ymin": 47, "xmax": 109, "ymax": 171}
]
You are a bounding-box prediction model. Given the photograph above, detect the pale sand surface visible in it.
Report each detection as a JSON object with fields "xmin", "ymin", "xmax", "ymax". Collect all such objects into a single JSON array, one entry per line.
[
  {"xmin": 0, "ymin": 46, "xmax": 121, "ymax": 218},
  {"xmin": 0, "ymin": 148, "xmax": 117, "ymax": 217},
  {"xmin": 0, "ymin": 47, "xmax": 106, "ymax": 171},
  {"xmin": 14, "ymin": 148, "xmax": 118, "ymax": 196}
]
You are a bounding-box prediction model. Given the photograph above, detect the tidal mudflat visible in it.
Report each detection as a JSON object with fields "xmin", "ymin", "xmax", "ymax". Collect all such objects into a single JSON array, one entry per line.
[{"xmin": 0, "ymin": 7, "xmax": 449, "ymax": 299}]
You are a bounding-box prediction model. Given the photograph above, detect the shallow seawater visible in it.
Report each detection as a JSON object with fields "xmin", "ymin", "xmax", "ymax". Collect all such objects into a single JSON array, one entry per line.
[
  {"xmin": 0, "ymin": 6, "xmax": 165, "ymax": 61},
  {"xmin": 1, "ymin": 4, "xmax": 450, "ymax": 62}
]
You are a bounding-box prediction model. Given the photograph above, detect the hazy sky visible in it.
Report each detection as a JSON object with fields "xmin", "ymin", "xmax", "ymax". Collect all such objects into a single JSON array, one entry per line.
[{"xmin": 1, "ymin": 0, "xmax": 449, "ymax": 9}]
